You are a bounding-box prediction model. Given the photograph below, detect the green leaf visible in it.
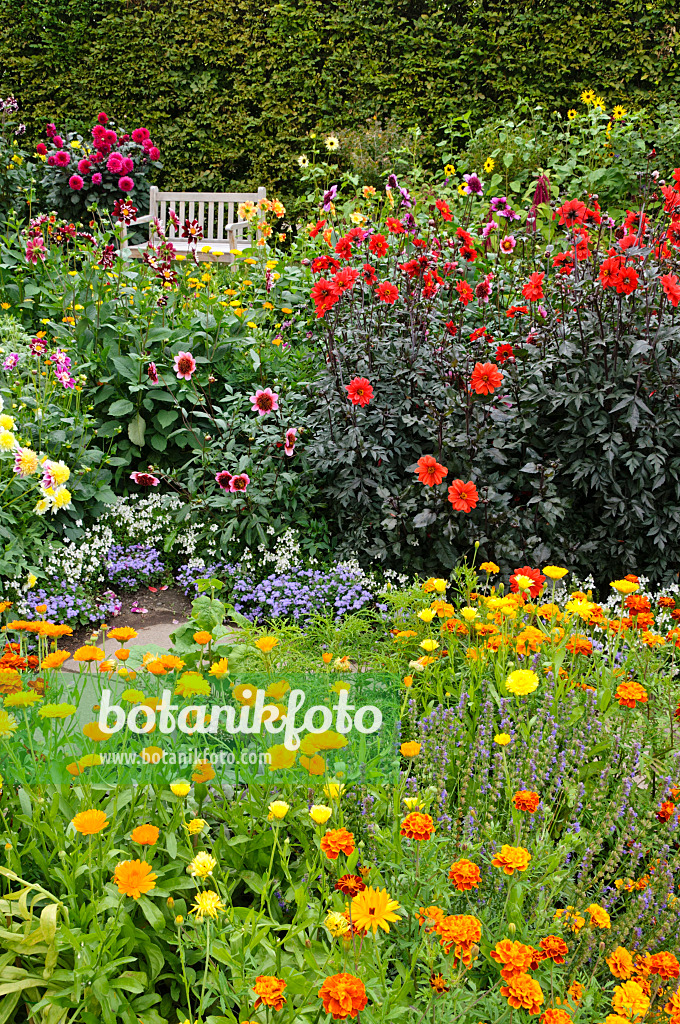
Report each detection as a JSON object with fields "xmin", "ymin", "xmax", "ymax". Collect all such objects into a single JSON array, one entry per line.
[
  {"xmin": 109, "ymin": 399, "xmax": 134, "ymax": 417},
  {"xmin": 136, "ymin": 896, "xmax": 165, "ymax": 932},
  {"xmin": 128, "ymin": 413, "xmax": 146, "ymax": 447}
]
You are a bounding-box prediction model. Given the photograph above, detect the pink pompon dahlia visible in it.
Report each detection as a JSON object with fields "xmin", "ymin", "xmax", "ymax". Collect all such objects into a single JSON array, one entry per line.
[
  {"xmin": 229, "ymin": 473, "xmax": 250, "ymax": 492},
  {"xmin": 118, "ymin": 176, "xmax": 134, "ymax": 192},
  {"xmin": 68, "ymin": 174, "xmax": 84, "ymax": 191},
  {"xmin": 250, "ymin": 387, "xmax": 279, "ymax": 415},
  {"xmin": 130, "ymin": 471, "xmax": 160, "ymax": 487},
  {"xmin": 173, "ymin": 351, "xmax": 196, "ymax": 380}
]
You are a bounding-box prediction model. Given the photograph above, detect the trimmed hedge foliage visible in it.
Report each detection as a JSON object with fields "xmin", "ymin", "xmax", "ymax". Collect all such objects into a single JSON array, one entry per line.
[{"xmin": 0, "ymin": 0, "xmax": 678, "ymax": 201}]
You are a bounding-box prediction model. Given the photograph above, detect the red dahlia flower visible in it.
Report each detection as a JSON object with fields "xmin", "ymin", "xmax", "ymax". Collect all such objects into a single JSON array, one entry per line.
[
  {"xmin": 376, "ymin": 281, "xmax": 398, "ymax": 303},
  {"xmin": 470, "ymin": 362, "xmax": 503, "ymax": 395},
  {"xmin": 455, "ymin": 281, "xmax": 473, "ymax": 305},
  {"xmin": 416, "ymin": 455, "xmax": 448, "ymax": 486},
  {"xmin": 448, "ymin": 479, "xmax": 478, "ymax": 512},
  {"xmin": 662, "ymin": 274, "xmax": 680, "ymax": 307},
  {"xmin": 369, "ymin": 233, "xmax": 389, "ymax": 257},
  {"xmin": 615, "ymin": 267, "xmax": 638, "ymax": 295},
  {"xmin": 345, "ymin": 377, "xmax": 373, "ymax": 407},
  {"xmin": 522, "ymin": 272, "xmax": 545, "ymax": 302}
]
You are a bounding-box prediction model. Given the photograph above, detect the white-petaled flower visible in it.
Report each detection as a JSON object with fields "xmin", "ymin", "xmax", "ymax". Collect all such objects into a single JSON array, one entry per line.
[
  {"xmin": 324, "ymin": 135, "xmax": 340, "ymax": 152},
  {"xmin": 297, "ymin": 155, "xmax": 309, "ymax": 168}
]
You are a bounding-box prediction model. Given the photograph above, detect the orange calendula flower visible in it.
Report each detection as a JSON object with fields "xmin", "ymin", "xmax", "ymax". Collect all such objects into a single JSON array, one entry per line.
[
  {"xmin": 73, "ymin": 645, "xmax": 105, "ymax": 663},
  {"xmin": 191, "ymin": 760, "xmax": 216, "ymax": 783},
  {"xmin": 320, "ymin": 827, "xmax": 355, "ymax": 860},
  {"xmin": 400, "ymin": 741, "xmax": 421, "ymax": 757},
  {"xmin": 400, "ymin": 811, "xmax": 434, "ymax": 841},
  {"xmin": 253, "ymin": 975, "xmax": 287, "ymax": 1011},
  {"xmin": 41, "ymin": 651, "xmax": 71, "ymax": 669},
  {"xmin": 193, "ymin": 630, "xmax": 212, "ymax": 645},
  {"xmin": 107, "ymin": 627, "xmax": 138, "ymax": 642},
  {"xmin": 130, "ymin": 824, "xmax": 160, "ymax": 845},
  {"xmin": 435, "ymin": 914, "xmax": 482, "ymax": 964},
  {"xmin": 448, "ymin": 859, "xmax": 481, "ymax": 891},
  {"xmin": 112, "ymin": 859, "xmax": 157, "ymax": 899},
  {"xmin": 538, "ymin": 935, "xmax": 569, "ymax": 963},
  {"xmin": 71, "ymin": 808, "xmax": 109, "ymax": 835},
  {"xmin": 615, "ymin": 680, "xmax": 648, "ymax": 708},
  {"xmin": 318, "ymin": 973, "xmax": 367, "ymax": 1020},
  {"xmin": 513, "ymin": 790, "xmax": 540, "ymax": 813},
  {"xmin": 501, "ymin": 973, "xmax": 544, "ymax": 1015},
  {"xmin": 492, "ymin": 844, "xmax": 531, "ymax": 875}
]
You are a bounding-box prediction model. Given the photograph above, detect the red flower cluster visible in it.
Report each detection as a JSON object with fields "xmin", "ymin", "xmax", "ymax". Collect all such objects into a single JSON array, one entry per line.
[{"xmin": 599, "ymin": 256, "xmax": 639, "ymax": 294}]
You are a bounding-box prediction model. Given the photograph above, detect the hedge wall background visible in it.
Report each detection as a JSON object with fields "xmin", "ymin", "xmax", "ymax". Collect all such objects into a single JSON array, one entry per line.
[{"xmin": 0, "ymin": 0, "xmax": 678, "ymax": 199}]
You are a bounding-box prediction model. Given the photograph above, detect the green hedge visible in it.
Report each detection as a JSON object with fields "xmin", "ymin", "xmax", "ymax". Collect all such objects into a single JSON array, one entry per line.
[{"xmin": 0, "ymin": 0, "xmax": 678, "ymax": 201}]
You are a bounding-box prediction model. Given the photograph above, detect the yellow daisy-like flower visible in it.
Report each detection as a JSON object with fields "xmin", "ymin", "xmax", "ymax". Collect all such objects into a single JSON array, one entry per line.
[
  {"xmin": 484, "ymin": 157, "xmax": 495, "ymax": 173},
  {"xmin": 351, "ymin": 886, "xmax": 402, "ymax": 934},
  {"xmin": 581, "ymin": 88, "xmax": 596, "ymax": 105},
  {"xmin": 567, "ymin": 109, "xmax": 578, "ymax": 120},
  {"xmin": 612, "ymin": 105, "xmax": 627, "ymax": 120},
  {"xmin": 255, "ymin": 636, "xmax": 279, "ymax": 653},
  {"xmin": 4, "ymin": 690, "xmax": 42, "ymax": 708},
  {"xmin": 420, "ymin": 638, "xmax": 439, "ymax": 652},
  {"xmin": 190, "ymin": 889, "xmax": 224, "ymax": 921},
  {"xmin": 268, "ymin": 800, "xmax": 290, "ymax": 820},
  {"xmin": 417, "ymin": 609, "xmax": 436, "ymax": 623},
  {"xmin": 170, "ymin": 781, "xmax": 191, "ymax": 797},
  {"xmin": 543, "ymin": 565, "xmax": 569, "ymax": 580},
  {"xmin": 184, "ymin": 817, "xmax": 207, "ymax": 835},
  {"xmin": 610, "ymin": 579, "xmax": 638, "ymax": 596},
  {"xmin": 38, "ymin": 702, "xmax": 77, "ymax": 719},
  {"xmin": 188, "ymin": 851, "xmax": 217, "ymax": 878},
  {"xmin": 325, "ymin": 910, "xmax": 350, "ymax": 937},
  {"xmin": 457, "ymin": 183, "xmax": 468, "ymax": 196},
  {"xmin": 444, "ymin": 163, "xmax": 455, "ymax": 176},
  {"xmin": 0, "ymin": 415, "xmax": 16, "ymax": 431},
  {"xmin": 208, "ymin": 657, "xmax": 230, "ymax": 679},
  {"xmin": 0, "ymin": 709, "xmax": 18, "ymax": 739}
]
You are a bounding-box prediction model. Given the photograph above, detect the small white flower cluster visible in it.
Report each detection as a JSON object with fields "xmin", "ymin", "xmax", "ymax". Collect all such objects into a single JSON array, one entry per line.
[
  {"xmin": 257, "ymin": 527, "xmax": 309, "ymax": 574},
  {"xmin": 98, "ymin": 494, "xmax": 219, "ymax": 560}
]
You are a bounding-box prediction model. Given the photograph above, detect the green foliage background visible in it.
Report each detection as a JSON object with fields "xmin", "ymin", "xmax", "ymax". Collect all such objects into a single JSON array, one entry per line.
[{"xmin": 0, "ymin": 0, "xmax": 678, "ymax": 198}]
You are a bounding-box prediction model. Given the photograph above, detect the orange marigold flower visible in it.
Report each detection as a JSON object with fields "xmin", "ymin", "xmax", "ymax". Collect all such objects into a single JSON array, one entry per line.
[
  {"xmin": 607, "ymin": 946, "xmax": 634, "ymax": 979},
  {"xmin": 0, "ymin": 667, "xmax": 23, "ymax": 693},
  {"xmin": 611, "ymin": 980, "xmax": 649, "ymax": 1021},
  {"xmin": 565, "ymin": 634, "xmax": 593, "ymax": 656},
  {"xmin": 71, "ymin": 808, "xmax": 109, "ymax": 835},
  {"xmin": 254, "ymin": 975, "xmax": 287, "ymax": 1012},
  {"xmin": 491, "ymin": 939, "xmax": 536, "ymax": 979},
  {"xmin": 448, "ymin": 858, "xmax": 481, "ymax": 891},
  {"xmin": 73, "ymin": 645, "xmax": 105, "ymax": 663},
  {"xmin": 492, "ymin": 844, "xmax": 531, "ymax": 875},
  {"xmin": 568, "ymin": 980, "xmax": 584, "ymax": 1005},
  {"xmin": 625, "ymin": 594, "xmax": 651, "ymax": 614},
  {"xmin": 513, "ymin": 790, "xmax": 540, "ymax": 813},
  {"xmin": 400, "ymin": 811, "xmax": 434, "ymax": 841},
  {"xmin": 417, "ymin": 906, "xmax": 445, "ymax": 932},
  {"xmin": 648, "ymin": 951, "xmax": 680, "ymax": 979},
  {"xmin": 112, "ymin": 859, "xmax": 157, "ymax": 899},
  {"xmin": 500, "ymin": 973, "xmax": 544, "ymax": 1015},
  {"xmin": 320, "ymin": 827, "xmax": 355, "ymax": 860},
  {"xmin": 539, "ymin": 935, "xmax": 569, "ymax": 963},
  {"xmin": 335, "ymin": 874, "xmax": 365, "ymax": 897},
  {"xmin": 541, "ymin": 1010, "xmax": 572, "ymax": 1024},
  {"xmin": 553, "ymin": 906, "xmax": 585, "ymax": 932},
  {"xmin": 318, "ymin": 973, "xmax": 367, "ymax": 1020},
  {"xmin": 430, "ymin": 972, "xmax": 449, "ymax": 993},
  {"xmin": 130, "ymin": 824, "xmax": 160, "ymax": 845},
  {"xmin": 434, "ymin": 914, "xmax": 482, "ymax": 964},
  {"xmin": 657, "ymin": 800, "xmax": 676, "ymax": 823},
  {"xmin": 586, "ymin": 902, "xmax": 611, "ymax": 929},
  {"xmin": 416, "ymin": 455, "xmax": 448, "ymax": 486},
  {"xmin": 615, "ymin": 680, "xmax": 648, "ymax": 708}
]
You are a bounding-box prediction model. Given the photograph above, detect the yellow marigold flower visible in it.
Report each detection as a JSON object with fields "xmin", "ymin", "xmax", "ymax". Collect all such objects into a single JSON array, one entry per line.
[
  {"xmin": 188, "ymin": 851, "xmax": 217, "ymax": 878},
  {"xmin": 543, "ymin": 565, "xmax": 568, "ymax": 580},
  {"xmin": 610, "ymin": 579, "xmax": 639, "ymax": 595},
  {"xmin": 506, "ymin": 669, "xmax": 539, "ymax": 696},
  {"xmin": 611, "ymin": 980, "xmax": 649, "ymax": 1022},
  {"xmin": 586, "ymin": 902, "xmax": 611, "ymax": 928},
  {"xmin": 268, "ymin": 800, "xmax": 290, "ymax": 820},
  {"xmin": 190, "ymin": 889, "xmax": 224, "ymax": 921},
  {"xmin": 255, "ymin": 636, "xmax": 279, "ymax": 653},
  {"xmin": 191, "ymin": 760, "xmax": 216, "ymax": 783},
  {"xmin": 193, "ymin": 630, "xmax": 212, "ymax": 645}
]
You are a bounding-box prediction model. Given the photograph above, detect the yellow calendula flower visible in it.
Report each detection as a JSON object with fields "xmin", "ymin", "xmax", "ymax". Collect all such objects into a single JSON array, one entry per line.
[
  {"xmin": 184, "ymin": 817, "xmax": 207, "ymax": 835},
  {"xmin": 0, "ymin": 710, "xmax": 18, "ymax": 739},
  {"xmin": 309, "ymin": 804, "xmax": 332, "ymax": 824},
  {"xmin": 190, "ymin": 889, "xmax": 224, "ymax": 921},
  {"xmin": 417, "ymin": 608, "xmax": 436, "ymax": 624},
  {"xmin": 611, "ymin": 579, "xmax": 638, "ymax": 596},
  {"xmin": 324, "ymin": 782, "xmax": 345, "ymax": 801},
  {"xmin": 170, "ymin": 781, "xmax": 191, "ymax": 797},
  {"xmin": 325, "ymin": 910, "xmax": 350, "ymax": 937},
  {"xmin": 506, "ymin": 670, "xmax": 539, "ymax": 696},
  {"xmin": 188, "ymin": 851, "xmax": 217, "ymax": 878},
  {"xmin": 255, "ymin": 636, "xmax": 279, "ymax": 653},
  {"xmin": 494, "ymin": 733, "xmax": 511, "ymax": 746},
  {"xmin": 543, "ymin": 565, "xmax": 568, "ymax": 580},
  {"xmin": 268, "ymin": 800, "xmax": 290, "ymax": 820},
  {"xmin": 460, "ymin": 607, "xmax": 478, "ymax": 622},
  {"xmin": 419, "ymin": 638, "xmax": 439, "ymax": 652}
]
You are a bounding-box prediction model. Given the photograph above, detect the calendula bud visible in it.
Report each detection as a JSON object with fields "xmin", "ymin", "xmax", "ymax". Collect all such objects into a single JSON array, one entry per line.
[
  {"xmin": 507, "ymin": 922, "xmax": 516, "ymax": 936},
  {"xmin": 167, "ymin": 896, "xmax": 175, "ymax": 908},
  {"xmin": 175, "ymin": 915, "xmax": 184, "ymax": 925}
]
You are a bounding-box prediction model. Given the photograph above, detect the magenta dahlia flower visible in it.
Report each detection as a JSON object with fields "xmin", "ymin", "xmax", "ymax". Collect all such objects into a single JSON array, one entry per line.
[
  {"xmin": 68, "ymin": 174, "xmax": 84, "ymax": 191},
  {"xmin": 118, "ymin": 176, "xmax": 134, "ymax": 192},
  {"xmin": 229, "ymin": 473, "xmax": 250, "ymax": 492},
  {"xmin": 215, "ymin": 470, "xmax": 233, "ymax": 490}
]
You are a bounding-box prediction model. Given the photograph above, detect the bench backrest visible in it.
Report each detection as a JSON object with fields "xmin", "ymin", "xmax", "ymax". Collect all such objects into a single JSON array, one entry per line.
[{"xmin": 148, "ymin": 185, "xmax": 267, "ymax": 243}]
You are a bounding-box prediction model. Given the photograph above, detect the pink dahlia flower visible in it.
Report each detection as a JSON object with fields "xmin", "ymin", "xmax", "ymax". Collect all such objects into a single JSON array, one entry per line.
[
  {"xmin": 284, "ymin": 427, "xmax": 297, "ymax": 456},
  {"xmin": 122, "ymin": 156, "xmax": 134, "ymax": 173},
  {"xmin": 229, "ymin": 473, "xmax": 250, "ymax": 492},
  {"xmin": 173, "ymin": 351, "xmax": 196, "ymax": 380},
  {"xmin": 118, "ymin": 176, "xmax": 134, "ymax": 192},
  {"xmin": 92, "ymin": 172, "xmax": 102, "ymax": 185},
  {"xmin": 107, "ymin": 152, "xmax": 124, "ymax": 173},
  {"xmin": 68, "ymin": 174, "xmax": 84, "ymax": 191},
  {"xmin": 215, "ymin": 470, "xmax": 233, "ymax": 490},
  {"xmin": 249, "ymin": 387, "xmax": 279, "ymax": 415},
  {"xmin": 130, "ymin": 471, "xmax": 160, "ymax": 487},
  {"xmin": 54, "ymin": 150, "xmax": 70, "ymax": 167},
  {"xmin": 77, "ymin": 158, "xmax": 92, "ymax": 174}
]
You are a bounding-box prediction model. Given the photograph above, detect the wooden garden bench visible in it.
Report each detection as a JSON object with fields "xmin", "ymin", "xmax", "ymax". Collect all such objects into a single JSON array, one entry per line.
[{"xmin": 122, "ymin": 185, "xmax": 267, "ymax": 262}]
